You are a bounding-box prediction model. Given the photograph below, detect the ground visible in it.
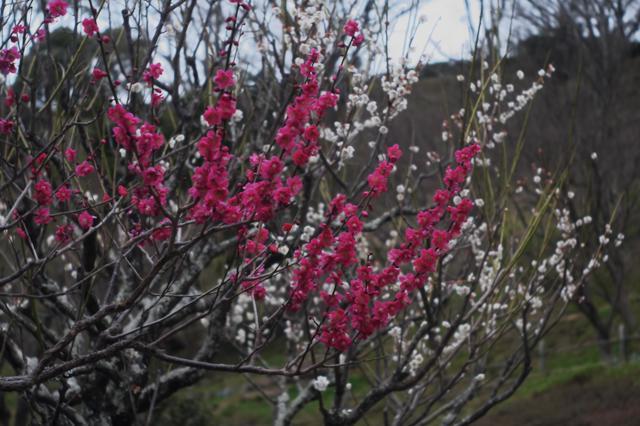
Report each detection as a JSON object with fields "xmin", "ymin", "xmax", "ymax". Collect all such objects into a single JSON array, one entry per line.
[{"xmin": 478, "ymin": 362, "xmax": 640, "ymax": 426}]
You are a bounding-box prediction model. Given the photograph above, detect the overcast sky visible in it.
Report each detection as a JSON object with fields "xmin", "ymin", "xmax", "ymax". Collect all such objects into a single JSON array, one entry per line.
[{"xmin": 388, "ymin": 0, "xmax": 483, "ymax": 63}]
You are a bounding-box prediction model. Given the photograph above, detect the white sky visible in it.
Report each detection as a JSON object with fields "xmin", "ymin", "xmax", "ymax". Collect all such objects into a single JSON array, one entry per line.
[{"xmin": 388, "ymin": 0, "xmax": 483, "ymax": 63}]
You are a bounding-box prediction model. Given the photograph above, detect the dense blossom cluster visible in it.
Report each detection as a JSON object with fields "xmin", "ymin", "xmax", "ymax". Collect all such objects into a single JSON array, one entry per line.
[
  {"xmin": 284, "ymin": 143, "xmax": 482, "ymax": 351},
  {"xmin": 107, "ymin": 104, "xmax": 170, "ymax": 223},
  {"xmin": 318, "ymin": 145, "xmax": 480, "ymax": 350},
  {"xmin": 275, "ymin": 49, "xmax": 338, "ymax": 166},
  {"xmin": 188, "ymin": 18, "xmax": 334, "ymax": 230}
]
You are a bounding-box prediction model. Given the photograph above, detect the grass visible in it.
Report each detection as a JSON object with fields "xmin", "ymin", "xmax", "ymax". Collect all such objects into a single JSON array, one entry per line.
[{"xmin": 476, "ymin": 360, "xmax": 640, "ymax": 426}]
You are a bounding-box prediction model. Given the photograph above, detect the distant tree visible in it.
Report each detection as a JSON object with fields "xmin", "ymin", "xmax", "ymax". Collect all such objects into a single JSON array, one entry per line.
[{"xmin": 516, "ymin": 0, "xmax": 640, "ymax": 360}]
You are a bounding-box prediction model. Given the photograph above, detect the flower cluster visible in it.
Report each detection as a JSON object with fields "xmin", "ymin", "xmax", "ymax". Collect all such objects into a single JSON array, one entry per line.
[
  {"xmin": 107, "ymin": 104, "xmax": 169, "ymax": 219},
  {"xmin": 275, "ymin": 49, "xmax": 338, "ymax": 167},
  {"xmin": 0, "ymin": 47, "xmax": 20, "ymax": 75},
  {"xmin": 48, "ymin": 0, "xmax": 68, "ymax": 19},
  {"xmin": 283, "ymin": 142, "xmax": 482, "ymax": 351},
  {"xmin": 343, "ymin": 19, "xmax": 365, "ymax": 47},
  {"xmin": 366, "ymin": 144, "xmax": 402, "ymax": 196},
  {"xmin": 82, "ymin": 18, "xmax": 99, "ymax": 37}
]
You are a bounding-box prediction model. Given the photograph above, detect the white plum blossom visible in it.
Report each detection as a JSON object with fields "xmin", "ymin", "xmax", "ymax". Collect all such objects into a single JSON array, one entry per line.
[{"xmin": 313, "ymin": 376, "xmax": 330, "ymax": 392}]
